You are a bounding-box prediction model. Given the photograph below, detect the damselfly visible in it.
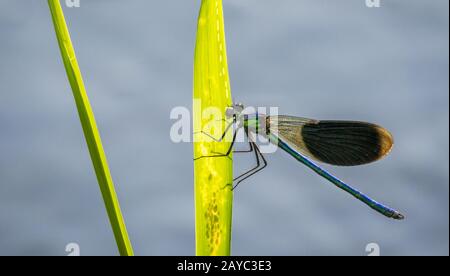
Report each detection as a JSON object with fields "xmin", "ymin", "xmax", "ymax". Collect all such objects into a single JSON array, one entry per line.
[{"xmin": 195, "ymin": 103, "xmax": 404, "ymax": 220}]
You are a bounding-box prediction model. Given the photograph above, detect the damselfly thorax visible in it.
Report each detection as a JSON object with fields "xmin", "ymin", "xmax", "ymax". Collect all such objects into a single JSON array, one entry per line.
[{"xmin": 242, "ymin": 113, "xmax": 269, "ymax": 137}]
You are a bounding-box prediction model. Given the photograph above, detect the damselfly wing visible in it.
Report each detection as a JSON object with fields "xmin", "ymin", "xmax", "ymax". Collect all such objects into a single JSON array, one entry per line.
[{"xmin": 268, "ymin": 116, "xmax": 394, "ymax": 166}]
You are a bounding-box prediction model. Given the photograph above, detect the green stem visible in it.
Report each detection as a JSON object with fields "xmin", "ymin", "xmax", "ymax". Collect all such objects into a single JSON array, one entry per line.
[
  {"xmin": 193, "ymin": 0, "xmax": 234, "ymax": 256},
  {"xmin": 47, "ymin": 0, "xmax": 134, "ymax": 256}
]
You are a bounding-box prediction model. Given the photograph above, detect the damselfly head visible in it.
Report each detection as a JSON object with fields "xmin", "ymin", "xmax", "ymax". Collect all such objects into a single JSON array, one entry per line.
[
  {"xmin": 234, "ymin": 102, "xmax": 244, "ymax": 112},
  {"xmin": 226, "ymin": 103, "xmax": 245, "ymax": 118}
]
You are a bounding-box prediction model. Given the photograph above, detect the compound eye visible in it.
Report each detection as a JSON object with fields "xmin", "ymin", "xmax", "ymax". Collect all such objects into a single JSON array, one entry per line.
[
  {"xmin": 225, "ymin": 107, "xmax": 235, "ymax": 118},
  {"xmin": 236, "ymin": 103, "xmax": 244, "ymax": 112}
]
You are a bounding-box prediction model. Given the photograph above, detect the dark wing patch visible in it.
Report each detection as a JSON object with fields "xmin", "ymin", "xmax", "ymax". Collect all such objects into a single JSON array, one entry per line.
[{"xmin": 301, "ymin": 121, "xmax": 394, "ymax": 166}]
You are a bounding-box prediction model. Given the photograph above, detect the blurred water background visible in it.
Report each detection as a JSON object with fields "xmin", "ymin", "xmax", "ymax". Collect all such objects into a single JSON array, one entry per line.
[{"xmin": 0, "ymin": 0, "xmax": 448, "ymax": 255}]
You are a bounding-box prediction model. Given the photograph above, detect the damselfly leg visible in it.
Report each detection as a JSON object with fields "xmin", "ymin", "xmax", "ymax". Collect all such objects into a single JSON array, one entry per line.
[
  {"xmin": 194, "ymin": 119, "xmax": 268, "ymax": 189},
  {"xmin": 193, "ymin": 116, "xmax": 237, "ymax": 161},
  {"xmin": 232, "ymin": 142, "xmax": 267, "ymax": 190}
]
